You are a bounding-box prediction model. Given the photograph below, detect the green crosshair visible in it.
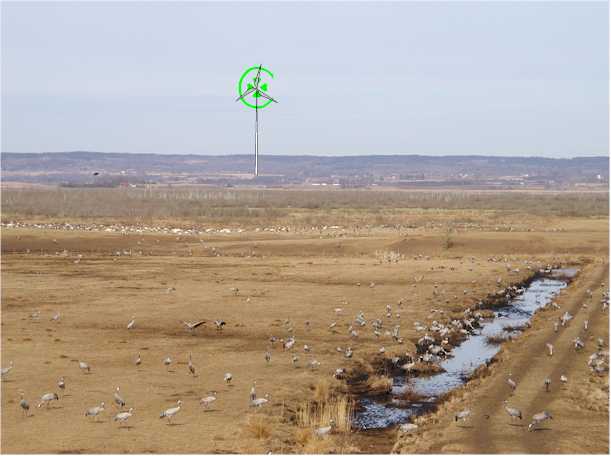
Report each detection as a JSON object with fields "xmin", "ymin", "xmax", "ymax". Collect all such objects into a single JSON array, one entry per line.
[{"xmin": 236, "ymin": 65, "xmax": 276, "ymax": 109}]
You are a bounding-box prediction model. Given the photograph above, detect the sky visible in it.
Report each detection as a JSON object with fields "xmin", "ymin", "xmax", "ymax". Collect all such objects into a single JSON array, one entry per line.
[{"xmin": 1, "ymin": 1, "xmax": 609, "ymax": 157}]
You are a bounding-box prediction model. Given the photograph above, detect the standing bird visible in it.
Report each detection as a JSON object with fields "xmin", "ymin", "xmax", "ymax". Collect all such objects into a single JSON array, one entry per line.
[
  {"xmin": 19, "ymin": 392, "xmax": 30, "ymax": 417},
  {"xmin": 503, "ymin": 401, "xmax": 522, "ymax": 423},
  {"xmin": 264, "ymin": 351, "xmax": 271, "ymax": 364},
  {"xmin": 583, "ymin": 320, "xmax": 589, "ymax": 331},
  {"xmin": 214, "ymin": 320, "xmax": 226, "ymax": 332},
  {"xmin": 37, "ymin": 392, "xmax": 59, "ymax": 408},
  {"xmin": 560, "ymin": 374, "xmax": 568, "ymax": 385},
  {"xmin": 224, "ymin": 372, "xmax": 233, "ymax": 385},
  {"xmin": 187, "ymin": 353, "xmax": 196, "ymax": 377},
  {"xmin": 553, "ymin": 321, "xmax": 559, "ymax": 333},
  {"xmin": 135, "ymin": 353, "xmax": 141, "ymax": 366},
  {"xmin": 57, "ymin": 377, "xmax": 66, "ymax": 396},
  {"xmin": 113, "ymin": 408, "xmax": 134, "ymax": 427},
  {"xmin": 1, "ymin": 361, "xmax": 14, "ymax": 380},
  {"xmin": 78, "ymin": 361, "xmax": 91, "ymax": 374},
  {"xmin": 507, "ymin": 377, "xmax": 517, "ymax": 392},
  {"xmin": 454, "ymin": 409, "xmax": 471, "ymax": 424},
  {"xmin": 114, "ymin": 387, "xmax": 126, "ymax": 409},
  {"xmin": 51, "ymin": 312, "xmax": 61, "ymax": 322},
  {"xmin": 251, "ymin": 395, "xmax": 269, "ymax": 408},
  {"xmin": 574, "ymin": 337, "xmax": 585, "ymax": 350},
  {"xmin": 85, "ymin": 402, "xmax": 105, "ymax": 422},
  {"xmin": 292, "ymin": 355, "xmax": 299, "ymax": 367},
  {"xmin": 250, "ymin": 382, "xmax": 257, "ymax": 402},
  {"xmin": 163, "ymin": 356, "xmax": 172, "ymax": 371},
  {"xmin": 127, "ymin": 316, "xmax": 136, "ymax": 330},
  {"xmin": 315, "ymin": 419, "xmax": 335, "ymax": 437},
  {"xmin": 200, "ymin": 392, "xmax": 217, "ymax": 409},
  {"xmin": 528, "ymin": 411, "xmax": 553, "ymax": 431},
  {"xmin": 160, "ymin": 400, "xmax": 182, "ymax": 424},
  {"xmin": 544, "ymin": 378, "xmax": 551, "ymax": 392},
  {"xmin": 546, "ymin": 343, "xmax": 554, "ymax": 357}
]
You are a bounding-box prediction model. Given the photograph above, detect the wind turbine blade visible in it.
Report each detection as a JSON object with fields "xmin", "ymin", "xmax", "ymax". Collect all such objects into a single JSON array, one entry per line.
[
  {"xmin": 257, "ymin": 91, "xmax": 278, "ymax": 103},
  {"xmin": 235, "ymin": 87, "xmax": 255, "ymax": 102},
  {"xmin": 253, "ymin": 64, "xmax": 262, "ymax": 89}
]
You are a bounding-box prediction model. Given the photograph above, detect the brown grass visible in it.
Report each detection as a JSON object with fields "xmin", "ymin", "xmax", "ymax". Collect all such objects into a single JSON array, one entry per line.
[
  {"xmin": 244, "ymin": 414, "xmax": 272, "ymax": 440},
  {"xmin": 296, "ymin": 396, "xmax": 354, "ymax": 434},
  {"xmin": 312, "ymin": 378, "xmax": 332, "ymax": 403}
]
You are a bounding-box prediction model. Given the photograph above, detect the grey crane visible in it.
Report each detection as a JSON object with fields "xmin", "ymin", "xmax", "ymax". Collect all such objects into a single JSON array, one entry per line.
[
  {"xmin": 19, "ymin": 392, "xmax": 30, "ymax": 417},
  {"xmin": 200, "ymin": 391, "xmax": 217, "ymax": 409},
  {"xmin": 528, "ymin": 411, "xmax": 552, "ymax": 431},
  {"xmin": 85, "ymin": 402, "xmax": 105, "ymax": 421},
  {"xmin": 224, "ymin": 372, "xmax": 233, "ymax": 385},
  {"xmin": 507, "ymin": 377, "xmax": 517, "ymax": 391},
  {"xmin": 1, "ymin": 361, "xmax": 14, "ymax": 380},
  {"xmin": 264, "ymin": 351, "xmax": 271, "ymax": 364},
  {"xmin": 127, "ymin": 316, "xmax": 136, "ymax": 330},
  {"xmin": 78, "ymin": 361, "xmax": 91, "ymax": 374},
  {"xmin": 454, "ymin": 409, "xmax": 471, "ymax": 423},
  {"xmin": 159, "ymin": 400, "xmax": 182, "ymax": 424},
  {"xmin": 187, "ymin": 353, "xmax": 196, "ymax": 377},
  {"xmin": 113, "ymin": 407, "xmax": 134, "ymax": 427},
  {"xmin": 315, "ymin": 419, "xmax": 335, "ymax": 437},
  {"xmin": 37, "ymin": 392, "xmax": 59, "ymax": 408},
  {"xmin": 58, "ymin": 377, "xmax": 65, "ymax": 396},
  {"xmin": 114, "ymin": 387, "xmax": 126, "ymax": 409},
  {"xmin": 503, "ymin": 401, "xmax": 522, "ymax": 422},
  {"xmin": 544, "ymin": 378, "xmax": 551, "ymax": 392}
]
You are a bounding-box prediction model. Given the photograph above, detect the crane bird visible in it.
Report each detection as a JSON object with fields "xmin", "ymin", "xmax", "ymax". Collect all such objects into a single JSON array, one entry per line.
[
  {"xmin": 85, "ymin": 402, "xmax": 105, "ymax": 421},
  {"xmin": 454, "ymin": 409, "xmax": 471, "ymax": 424},
  {"xmin": 584, "ymin": 320, "xmax": 589, "ymax": 331},
  {"xmin": 528, "ymin": 411, "xmax": 552, "ymax": 431},
  {"xmin": 163, "ymin": 356, "xmax": 172, "ymax": 371},
  {"xmin": 113, "ymin": 408, "xmax": 134, "ymax": 427},
  {"xmin": 544, "ymin": 378, "xmax": 551, "ymax": 392},
  {"xmin": 546, "ymin": 343, "xmax": 554, "ymax": 357},
  {"xmin": 114, "ymin": 387, "xmax": 126, "ymax": 409},
  {"xmin": 315, "ymin": 419, "xmax": 335, "ymax": 437},
  {"xmin": 292, "ymin": 355, "xmax": 299, "ymax": 367},
  {"xmin": 1, "ymin": 361, "xmax": 14, "ymax": 380},
  {"xmin": 187, "ymin": 353, "xmax": 196, "ymax": 377},
  {"xmin": 37, "ymin": 392, "xmax": 59, "ymax": 408},
  {"xmin": 51, "ymin": 312, "xmax": 61, "ymax": 322},
  {"xmin": 181, "ymin": 320, "xmax": 206, "ymax": 333},
  {"xmin": 264, "ymin": 351, "xmax": 271, "ymax": 364},
  {"xmin": 560, "ymin": 374, "xmax": 568, "ymax": 385},
  {"xmin": 58, "ymin": 377, "xmax": 65, "ymax": 396},
  {"xmin": 250, "ymin": 382, "xmax": 257, "ymax": 402},
  {"xmin": 553, "ymin": 321, "xmax": 559, "ymax": 333},
  {"xmin": 308, "ymin": 359, "xmax": 321, "ymax": 370},
  {"xmin": 135, "ymin": 353, "xmax": 141, "ymax": 366},
  {"xmin": 574, "ymin": 337, "xmax": 585, "ymax": 350},
  {"xmin": 251, "ymin": 395, "xmax": 269, "ymax": 408},
  {"xmin": 200, "ymin": 392, "xmax": 217, "ymax": 409},
  {"xmin": 159, "ymin": 400, "xmax": 182, "ymax": 425},
  {"xmin": 507, "ymin": 377, "xmax": 517, "ymax": 392},
  {"xmin": 503, "ymin": 401, "xmax": 522, "ymax": 423},
  {"xmin": 224, "ymin": 372, "xmax": 233, "ymax": 385},
  {"xmin": 19, "ymin": 392, "xmax": 30, "ymax": 417},
  {"xmin": 127, "ymin": 316, "xmax": 136, "ymax": 330},
  {"xmin": 214, "ymin": 320, "xmax": 226, "ymax": 331},
  {"xmin": 78, "ymin": 361, "xmax": 91, "ymax": 374}
]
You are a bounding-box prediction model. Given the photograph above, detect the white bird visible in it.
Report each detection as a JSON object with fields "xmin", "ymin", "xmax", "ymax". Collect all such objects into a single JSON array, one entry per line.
[
  {"xmin": 250, "ymin": 382, "xmax": 257, "ymax": 402},
  {"xmin": 528, "ymin": 411, "xmax": 553, "ymax": 431},
  {"xmin": 135, "ymin": 353, "xmax": 141, "ymax": 366},
  {"xmin": 546, "ymin": 343, "xmax": 554, "ymax": 357},
  {"xmin": 113, "ymin": 408, "xmax": 134, "ymax": 426},
  {"xmin": 159, "ymin": 400, "xmax": 182, "ymax": 424},
  {"xmin": 553, "ymin": 321, "xmax": 559, "ymax": 332},
  {"xmin": 315, "ymin": 419, "xmax": 335, "ymax": 437},
  {"xmin": 224, "ymin": 372, "xmax": 233, "ymax": 385},
  {"xmin": 1, "ymin": 361, "xmax": 14, "ymax": 379},
  {"xmin": 112, "ymin": 387, "xmax": 126, "ymax": 409},
  {"xmin": 503, "ymin": 401, "xmax": 522, "ymax": 422},
  {"xmin": 127, "ymin": 316, "xmax": 136, "ymax": 330},
  {"xmin": 454, "ymin": 409, "xmax": 471, "ymax": 423},
  {"xmin": 574, "ymin": 337, "xmax": 585, "ymax": 350},
  {"xmin": 345, "ymin": 347, "xmax": 353, "ymax": 359},
  {"xmin": 214, "ymin": 320, "xmax": 226, "ymax": 331},
  {"xmin": 398, "ymin": 423, "xmax": 418, "ymax": 434},
  {"xmin": 292, "ymin": 355, "xmax": 299, "ymax": 367},
  {"xmin": 544, "ymin": 378, "xmax": 551, "ymax": 392},
  {"xmin": 560, "ymin": 374, "xmax": 568, "ymax": 385},
  {"xmin": 584, "ymin": 320, "xmax": 589, "ymax": 331},
  {"xmin": 200, "ymin": 392, "xmax": 217, "ymax": 409},
  {"xmin": 163, "ymin": 356, "xmax": 172, "ymax": 371},
  {"xmin": 304, "ymin": 344, "xmax": 311, "ymax": 353},
  {"xmin": 85, "ymin": 402, "xmax": 105, "ymax": 421},
  {"xmin": 37, "ymin": 392, "xmax": 59, "ymax": 408},
  {"xmin": 264, "ymin": 351, "xmax": 271, "ymax": 364},
  {"xmin": 79, "ymin": 361, "xmax": 91, "ymax": 374},
  {"xmin": 51, "ymin": 312, "xmax": 61, "ymax": 322},
  {"xmin": 308, "ymin": 359, "xmax": 321, "ymax": 370},
  {"xmin": 19, "ymin": 392, "xmax": 30, "ymax": 416},
  {"xmin": 251, "ymin": 396, "xmax": 269, "ymax": 408},
  {"xmin": 58, "ymin": 377, "xmax": 65, "ymax": 395}
]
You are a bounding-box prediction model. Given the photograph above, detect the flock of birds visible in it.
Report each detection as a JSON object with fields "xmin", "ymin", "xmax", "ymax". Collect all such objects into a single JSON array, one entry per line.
[
  {"xmin": 3, "ymin": 258, "xmax": 609, "ymax": 446},
  {"xmin": 446, "ymin": 282, "xmax": 609, "ymax": 433}
]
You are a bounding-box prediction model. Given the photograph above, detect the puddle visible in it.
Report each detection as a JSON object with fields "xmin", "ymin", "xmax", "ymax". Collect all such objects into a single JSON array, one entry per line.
[{"xmin": 354, "ymin": 268, "xmax": 577, "ymax": 430}]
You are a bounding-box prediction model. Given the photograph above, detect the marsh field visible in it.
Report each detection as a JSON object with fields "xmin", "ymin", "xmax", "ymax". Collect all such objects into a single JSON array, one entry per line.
[{"xmin": 1, "ymin": 186, "xmax": 609, "ymax": 454}]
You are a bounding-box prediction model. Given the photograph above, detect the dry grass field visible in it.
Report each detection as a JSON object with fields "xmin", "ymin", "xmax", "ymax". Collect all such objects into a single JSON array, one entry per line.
[{"xmin": 1, "ymin": 187, "xmax": 608, "ymax": 453}]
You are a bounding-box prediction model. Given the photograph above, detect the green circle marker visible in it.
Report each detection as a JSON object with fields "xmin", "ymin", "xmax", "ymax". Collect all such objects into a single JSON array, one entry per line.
[{"xmin": 237, "ymin": 65, "xmax": 275, "ymax": 109}]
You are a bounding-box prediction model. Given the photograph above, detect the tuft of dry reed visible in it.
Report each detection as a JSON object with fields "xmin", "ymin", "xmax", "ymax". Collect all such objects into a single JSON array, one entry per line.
[
  {"xmin": 244, "ymin": 414, "xmax": 272, "ymax": 440},
  {"xmin": 296, "ymin": 395, "xmax": 353, "ymax": 434}
]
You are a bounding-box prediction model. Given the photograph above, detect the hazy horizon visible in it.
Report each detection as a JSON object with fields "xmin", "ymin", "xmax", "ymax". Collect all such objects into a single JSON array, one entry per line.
[{"xmin": 2, "ymin": 1, "xmax": 609, "ymax": 158}]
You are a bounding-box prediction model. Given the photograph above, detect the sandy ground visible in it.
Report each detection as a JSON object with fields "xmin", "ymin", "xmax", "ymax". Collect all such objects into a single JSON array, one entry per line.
[{"xmin": 1, "ymin": 215, "xmax": 608, "ymax": 453}]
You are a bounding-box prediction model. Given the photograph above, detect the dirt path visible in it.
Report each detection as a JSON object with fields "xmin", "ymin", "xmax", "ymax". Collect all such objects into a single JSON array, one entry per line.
[{"xmin": 396, "ymin": 261, "xmax": 609, "ymax": 454}]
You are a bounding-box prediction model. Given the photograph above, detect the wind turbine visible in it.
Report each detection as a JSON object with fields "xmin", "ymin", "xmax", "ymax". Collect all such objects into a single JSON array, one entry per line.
[{"xmin": 236, "ymin": 64, "xmax": 278, "ymax": 177}]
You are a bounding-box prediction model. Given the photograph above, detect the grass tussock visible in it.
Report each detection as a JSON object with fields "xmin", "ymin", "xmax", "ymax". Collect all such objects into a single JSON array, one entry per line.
[
  {"xmin": 244, "ymin": 414, "xmax": 272, "ymax": 440},
  {"xmin": 486, "ymin": 333, "xmax": 513, "ymax": 345},
  {"xmin": 296, "ymin": 396, "xmax": 353, "ymax": 434},
  {"xmin": 366, "ymin": 375, "xmax": 393, "ymax": 395},
  {"xmin": 312, "ymin": 378, "xmax": 331, "ymax": 403}
]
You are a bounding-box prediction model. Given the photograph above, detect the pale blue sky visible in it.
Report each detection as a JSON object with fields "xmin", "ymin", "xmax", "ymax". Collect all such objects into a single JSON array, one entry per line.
[{"xmin": 2, "ymin": 1, "xmax": 608, "ymax": 157}]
